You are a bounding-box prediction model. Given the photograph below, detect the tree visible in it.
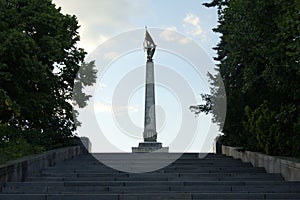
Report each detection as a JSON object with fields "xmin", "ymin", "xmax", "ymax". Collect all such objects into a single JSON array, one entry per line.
[
  {"xmin": 0, "ymin": 0, "xmax": 97, "ymax": 152},
  {"xmin": 192, "ymin": 0, "xmax": 300, "ymax": 156}
]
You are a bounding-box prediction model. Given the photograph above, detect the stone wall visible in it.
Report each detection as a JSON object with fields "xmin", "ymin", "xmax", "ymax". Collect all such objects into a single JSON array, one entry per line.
[
  {"xmin": 80, "ymin": 137, "xmax": 92, "ymax": 152},
  {"xmin": 0, "ymin": 145, "xmax": 87, "ymax": 191},
  {"xmin": 221, "ymin": 145, "xmax": 300, "ymax": 181}
]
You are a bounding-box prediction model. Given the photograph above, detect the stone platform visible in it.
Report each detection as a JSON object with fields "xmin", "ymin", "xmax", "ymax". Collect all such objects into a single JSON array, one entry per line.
[{"xmin": 132, "ymin": 142, "xmax": 169, "ymax": 153}]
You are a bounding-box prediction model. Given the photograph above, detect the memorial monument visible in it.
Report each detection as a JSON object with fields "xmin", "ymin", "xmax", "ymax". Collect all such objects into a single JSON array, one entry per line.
[{"xmin": 132, "ymin": 29, "xmax": 169, "ymax": 153}]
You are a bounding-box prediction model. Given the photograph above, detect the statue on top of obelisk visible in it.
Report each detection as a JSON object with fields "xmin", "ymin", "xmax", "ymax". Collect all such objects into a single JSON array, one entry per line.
[{"xmin": 144, "ymin": 27, "xmax": 156, "ymax": 62}]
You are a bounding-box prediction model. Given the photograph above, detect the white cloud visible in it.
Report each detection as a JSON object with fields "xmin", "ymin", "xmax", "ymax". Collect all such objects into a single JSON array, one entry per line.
[
  {"xmin": 94, "ymin": 102, "xmax": 112, "ymax": 113},
  {"xmin": 94, "ymin": 101, "xmax": 140, "ymax": 116},
  {"xmin": 160, "ymin": 26, "xmax": 192, "ymax": 44},
  {"xmin": 98, "ymin": 35, "xmax": 109, "ymax": 45},
  {"xmin": 159, "ymin": 26, "xmax": 178, "ymax": 42},
  {"xmin": 183, "ymin": 13, "xmax": 203, "ymax": 36},
  {"xmin": 52, "ymin": 0, "xmax": 144, "ymax": 53},
  {"xmin": 128, "ymin": 105, "xmax": 139, "ymax": 113},
  {"xmin": 96, "ymin": 83, "xmax": 107, "ymax": 91},
  {"xmin": 99, "ymin": 83, "xmax": 107, "ymax": 88},
  {"xmin": 103, "ymin": 51, "xmax": 119, "ymax": 60},
  {"xmin": 179, "ymin": 37, "xmax": 192, "ymax": 44}
]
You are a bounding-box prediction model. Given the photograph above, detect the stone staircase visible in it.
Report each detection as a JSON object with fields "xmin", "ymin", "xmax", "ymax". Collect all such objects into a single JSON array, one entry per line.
[{"xmin": 1, "ymin": 153, "xmax": 299, "ymax": 199}]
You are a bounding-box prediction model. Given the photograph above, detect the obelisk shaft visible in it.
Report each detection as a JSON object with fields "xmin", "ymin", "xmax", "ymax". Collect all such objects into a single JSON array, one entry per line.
[{"xmin": 143, "ymin": 60, "xmax": 157, "ymax": 142}]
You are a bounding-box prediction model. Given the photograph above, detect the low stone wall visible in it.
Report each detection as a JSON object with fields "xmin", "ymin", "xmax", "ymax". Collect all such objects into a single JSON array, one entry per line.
[
  {"xmin": 80, "ymin": 137, "xmax": 92, "ymax": 152},
  {"xmin": 221, "ymin": 145, "xmax": 300, "ymax": 181},
  {"xmin": 0, "ymin": 145, "xmax": 87, "ymax": 191}
]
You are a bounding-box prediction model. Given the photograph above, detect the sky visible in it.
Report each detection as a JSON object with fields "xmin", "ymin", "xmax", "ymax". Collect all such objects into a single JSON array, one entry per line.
[{"xmin": 52, "ymin": 0, "xmax": 223, "ymax": 153}]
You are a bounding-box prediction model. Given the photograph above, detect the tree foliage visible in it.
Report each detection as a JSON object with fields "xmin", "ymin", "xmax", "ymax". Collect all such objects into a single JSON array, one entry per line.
[
  {"xmin": 192, "ymin": 0, "xmax": 300, "ymax": 156},
  {"xmin": 0, "ymin": 0, "xmax": 97, "ymax": 162}
]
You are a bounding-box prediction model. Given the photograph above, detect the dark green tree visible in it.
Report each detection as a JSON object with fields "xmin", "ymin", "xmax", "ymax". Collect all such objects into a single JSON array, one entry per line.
[
  {"xmin": 192, "ymin": 0, "xmax": 299, "ymax": 156},
  {"xmin": 0, "ymin": 0, "xmax": 97, "ymax": 153}
]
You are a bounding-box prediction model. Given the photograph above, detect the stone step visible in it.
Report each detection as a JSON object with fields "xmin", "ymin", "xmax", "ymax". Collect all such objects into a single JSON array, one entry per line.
[
  {"xmin": 65, "ymin": 159, "xmax": 235, "ymax": 165},
  {"xmin": 39, "ymin": 167, "xmax": 267, "ymax": 173},
  {"xmin": 1, "ymin": 193, "xmax": 300, "ymax": 200},
  {"xmin": 25, "ymin": 173, "xmax": 287, "ymax": 181},
  {"xmin": 56, "ymin": 160, "xmax": 249, "ymax": 164},
  {"xmin": 41, "ymin": 169, "xmax": 265, "ymax": 175},
  {"xmin": 90, "ymin": 153, "xmax": 227, "ymax": 158},
  {"xmin": 50, "ymin": 162, "xmax": 253, "ymax": 167},
  {"xmin": 6, "ymin": 180, "xmax": 300, "ymax": 187},
  {"xmin": 38, "ymin": 168, "xmax": 265, "ymax": 176},
  {"xmin": 64, "ymin": 155, "xmax": 237, "ymax": 162},
  {"xmin": 4, "ymin": 184, "xmax": 300, "ymax": 194},
  {"xmin": 61, "ymin": 155, "xmax": 239, "ymax": 160},
  {"xmin": 7, "ymin": 180, "xmax": 298, "ymax": 187},
  {"xmin": 39, "ymin": 172, "xmax": 281, "ymax": 179},
  {"xmin": 58, "ymin": 159, "xmax": 244, "ymax": 164},
  {"xmin": 40, "ymin": 171, "xmax": 268, "ymax": 177},
  {"xmin": 44, "ymin": 166, "xmax": 261, "ymax": 170},
  {"xmin": 25, "ymin": 176, "xmax": 284, "ymax": 182}
]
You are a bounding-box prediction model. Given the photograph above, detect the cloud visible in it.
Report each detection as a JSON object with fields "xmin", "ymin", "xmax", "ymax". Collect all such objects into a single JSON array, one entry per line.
[
  {"xmin": 96, "ymin": 83, "xmax": 107, "ymax": 91},
  {"xmin": 179, "ymin": 37, "xmax": 192, "ymax": 44},
  {"xmin": 159, "ymin": 27, "xmax": 178, "ymax": 42},
  {"xmin": 98, "ymin": 35, "xmax": 109, "ymax": 45},
  {"xmin": 183, "ymin": 13, "xmax": 203, "ymax": 36},
  {"xmin": 52, "ymin": 0, "xmax": 144, "ymax": 53},
  {"xmin": 103, "ymin": 52, "xmax": 119, "ymax": 60},
  {"xmin": 94, "ymin": 102, "xmax": 112, "ymax": 113},
  {"xmin": 94, "ymin": 101, "xmax": 140, "ymax": 116},
  {"xmin": 160, "ymin": 27, "xmax": 192, "ymax": 44}
]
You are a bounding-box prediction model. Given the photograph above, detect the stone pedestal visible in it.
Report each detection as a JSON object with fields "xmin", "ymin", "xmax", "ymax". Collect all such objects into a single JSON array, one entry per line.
[{"xmin": 132, "ymin": 142, "xmax": 169, "ymax": 153}]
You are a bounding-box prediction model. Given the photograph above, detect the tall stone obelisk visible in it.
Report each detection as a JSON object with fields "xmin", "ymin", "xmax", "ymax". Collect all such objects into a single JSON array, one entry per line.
[
  {"xmin": 143, "ymin": 29, "xmax": 157, "ymax": 142},
  {"xmin": 132, "ymin": 29, "xmax": 168, "ymax": 153}
]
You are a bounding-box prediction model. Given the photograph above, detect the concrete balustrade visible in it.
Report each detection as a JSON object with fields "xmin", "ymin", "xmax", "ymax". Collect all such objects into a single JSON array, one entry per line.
[
  {"xmin": 221, "ymin": 145, "xmax": 300, "ymax": 181},
  {"xmin": 0, "ymin": 145, "xmax": 88, "ymax": 191}
]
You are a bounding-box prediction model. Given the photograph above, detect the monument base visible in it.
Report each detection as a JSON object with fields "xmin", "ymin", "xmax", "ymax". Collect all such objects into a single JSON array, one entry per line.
[{"xmin": 132, "ymin": 142, "xmax": 169, "ymax": 153}]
